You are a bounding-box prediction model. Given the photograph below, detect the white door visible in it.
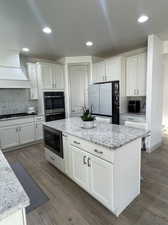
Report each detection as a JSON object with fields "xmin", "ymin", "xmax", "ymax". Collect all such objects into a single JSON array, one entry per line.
[
  {"xmin": 35, "ymin": 123, "xmax": 43, "ymax": 140},
  {"xmin": 105, "ymin": 57, "xmax": 121, "ymax": 81},
  {"xmin": 137, "ymin": 53, "xmax": 147, "ymax": 96},
  {"xmin": 126, "ymin": 56, "xmax": 137, "ymax": 96},
  {"xmin": 0, "ymin": 126, "xmax": 19, "ymax": 149},
  {"xmin": 99, "ymin": 83, "xmax": 112, "ymax": 116},
  {"xmin": 88, "ymin": 85, "xmax": 100, "ymax": 114},
  {"xmin": 89, "ymin": 154, "xmax": 114, "ymax": 210},
  {"xmin": 71, "ymin": 145, "xmax": 89, "ymax": 191},
  {"xmin": 19, "ymin": 123, "xmax": 35, "ymax": 144},
  {"xmin": 40, "ymin": 63, "xmax": 53, "ymax": 89},
  {"xmin": 69, "ymin": 65, "xmax": 89, "ymax": 114}
]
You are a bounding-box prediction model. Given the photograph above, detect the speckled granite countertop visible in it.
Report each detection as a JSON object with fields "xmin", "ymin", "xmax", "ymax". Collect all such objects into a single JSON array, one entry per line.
[
  {"xmin": 0, "ymin": 151, "xmax": 29, "ymax": 221},
  {"xmin": 44, "ymin": 117, "xmax": 149, "ymax": 150}
]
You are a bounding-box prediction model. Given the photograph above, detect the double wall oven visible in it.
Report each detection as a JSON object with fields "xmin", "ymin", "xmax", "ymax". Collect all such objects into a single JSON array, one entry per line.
[{"xmin": 44, "ymin": 91, "xmax": 65, "ymax": 122}]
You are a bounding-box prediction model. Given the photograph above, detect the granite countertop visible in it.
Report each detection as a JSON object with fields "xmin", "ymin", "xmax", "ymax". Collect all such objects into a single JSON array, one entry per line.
[
  {"xmin": 0, "ymin": 113, "xmax": 38, "ymax": 121},
  {"xmin": 44, "ymin": 117, "xmax": 149, "ymax": 150},
  {"xmin": 0, "ymin": 151, "xmax": 29, "ymax": 221}
]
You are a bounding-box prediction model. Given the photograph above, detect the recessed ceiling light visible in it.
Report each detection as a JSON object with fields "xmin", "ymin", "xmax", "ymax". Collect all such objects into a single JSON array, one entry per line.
[
  {"xmin": 137, "ymin": 15, "xmax": 149, "ymax": 23},
  {"xmin": 22, "ymin": 48, "xmax": 30, "ymax": 52},
  {"xmin": 86, "ymin": 41, "xmax": 93, "ymax": 47},
  {"xmin": 42, "ymin": 27, "xmax": 52, "ymax": 34}
]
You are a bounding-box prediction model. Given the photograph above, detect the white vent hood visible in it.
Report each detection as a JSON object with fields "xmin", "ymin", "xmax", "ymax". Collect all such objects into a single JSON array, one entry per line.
[{"xmin": 0, "ymin": 50, "xmax": 31, "ymax": 88}]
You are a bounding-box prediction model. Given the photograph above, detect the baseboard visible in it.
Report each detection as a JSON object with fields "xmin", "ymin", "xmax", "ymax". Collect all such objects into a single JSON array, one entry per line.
[
  {"xmin": 147, "ymin": 141, "xmax": 162, "ymax": 153},
  {"xmin": 2, "ymin": 140, "xmax": 43, "ymax": 153}
]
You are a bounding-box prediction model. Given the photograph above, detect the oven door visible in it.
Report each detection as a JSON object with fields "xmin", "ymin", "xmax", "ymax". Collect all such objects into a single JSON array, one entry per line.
[{"xmin": 43, "ymin": 126, "xmax": 63, "ymax": 158}]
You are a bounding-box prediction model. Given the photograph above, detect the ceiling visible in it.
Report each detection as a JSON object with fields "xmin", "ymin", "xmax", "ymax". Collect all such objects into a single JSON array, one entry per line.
[{"xmin": 0, "ymin": 0, "xmax": 168, "ymax": 59}]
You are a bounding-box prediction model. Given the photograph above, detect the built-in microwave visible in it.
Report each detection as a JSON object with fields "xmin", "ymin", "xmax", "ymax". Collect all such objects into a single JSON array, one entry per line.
[{"xmin": 43, "ymin": 125, "xmax": 64, "ymax": 159}]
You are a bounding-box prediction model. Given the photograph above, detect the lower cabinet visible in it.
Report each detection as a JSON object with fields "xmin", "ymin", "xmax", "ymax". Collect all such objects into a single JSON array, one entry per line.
[
  {"xmin": 35, "ymin": 123, "xmax": 43, "ymax": 140},
  {"xmin": 71, "ymin": 146, "xmax": 90, "ymax": 191},
  {"xmin": 89, "ymin": 155, "xmax": 114, "ymax": 209},
  {"xmin": 0, "ymin": 126, "xmax": 19, "ymax": 149},
  {"xmin": 0, "ymin": 209, "xmax": 26, "ymax": 225},
  {"xmin": 20, "ymin": 124, "xmax": 35, "ymax": 144},
  {"xmin": 0, "ymin": 123, "xmax": 35, "ymax": 149},
  {"xmin": 70, "ymin": 145, "xmax": 114, "ymax": 210}
]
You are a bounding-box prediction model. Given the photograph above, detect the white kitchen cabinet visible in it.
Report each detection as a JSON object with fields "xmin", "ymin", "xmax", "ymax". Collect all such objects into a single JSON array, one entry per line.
[
  {"xmin": 126, "ymin": 53, "xmax": 147, "ymax": 96},
  {"xmin": 27, "ymin": 63, "xmax": 39, "ymax": 99},
  {"xmin": 105, "ymin": 56, "xmax": 122, "ymax": 82},
  {"xmin": 19, "ymin": 123, "xmax": 35, "ymax": 144},
  {"xmin": 71, "ymin": 145, "xmax": 90, "ymax": 191},
  {"xmin": 35, "ymin": 123, "xmax": 43, "ymax": 140},
  {"xmin": 89, "ymin": 153, "xmax": 114, "ymax": 210},
  {"xmin": 37, "ymin": 62, "xmax": 64, "ymax": 90},
  {"xmin": 0, "ymin": 126, "xmax": 19, "ymax": 149},
  {"xmin": 52, "ymin": 64, "xmax": 64, "ymax": 89},
  {"xmin": 92, "ymin": 61, "xmax": 106, "ymax": 83},
  {"xmin": 0, "ymin": 209, "xmax": 26, "ymax": 225}
]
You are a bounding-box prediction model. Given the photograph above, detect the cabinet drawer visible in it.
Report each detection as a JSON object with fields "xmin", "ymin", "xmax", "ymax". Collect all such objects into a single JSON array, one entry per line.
[
  {"xmin": 69, "ymin": 136, "xmax": 114, "ymax": 163},
  {"xmin": 45, "ymin": 148, "xmax": 56, "ymax": 164}
]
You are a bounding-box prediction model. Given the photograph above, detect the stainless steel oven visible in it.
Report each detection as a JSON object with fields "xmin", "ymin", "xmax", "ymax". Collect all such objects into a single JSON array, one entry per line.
[
  {"xmin": 44, "ymin": 92, "xmax": 65, "ymax": 122},
  {"xmin": 43, "ymin": 125, "xmax": 64, "ymax": 158}
]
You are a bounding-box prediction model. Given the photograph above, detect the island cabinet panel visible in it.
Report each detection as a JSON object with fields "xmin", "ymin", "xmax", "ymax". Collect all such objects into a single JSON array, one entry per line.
[
  {"xmin": 89, "ymin": 153, "xmax": 114, "ymax": 210},
  {"xmin": 71, "ymin": 145, "xmax": 90, "ymax": 191},
  {"xmin": 0, "ymin": 209, "xmax": 26, "ymax": 225}
]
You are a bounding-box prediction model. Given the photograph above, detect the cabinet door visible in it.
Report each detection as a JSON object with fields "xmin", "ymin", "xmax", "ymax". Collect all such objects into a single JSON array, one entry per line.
[
  {"xmin": 40, "ymin": 63, "xmax": 53, "ymax": 89},
  {"xmin": 88, "ymin": 85, "xmax": 100, "ymax": 114},
  {"xmin": 99, "ymin": 83, "xmax": 112, "ymax": 116},
  {"xmin": 52, "ymin": 64, "xmax": 64, "ymax": 90},
  {"xmin": 35, "ymin": 123, "xmax": 43, "ymax": 140},
  {"xmin": 27, "ymin": 63, "xmax": 38, "ymax": 99},
  {"xmin": 0, "ymin": 126, "xmax": 19, "ymax": 149},
  {"xmin": 137, "ymin": 53, "xmax": 147, "ymax": 96},
  {"xmin": 89, "ymin": 154, "xmax": 114, "ymax": 210},
  {"xmin": 126, "ymin": 56, "xmax": 137, "ymax": 96},
  {"xmin": 92, "ymin": 61, "xmax": 105, "ymax": 83},
  {"xmin": 105, "ymin": 57, "xmax": 121, "ymax": 81},
  {"xmin": 19, "ymin": 123, "xmax": 35, "ymax": 144},
  {"xmin": 71, "ymin": 145, "xmax": 89, "ymax": 191}
]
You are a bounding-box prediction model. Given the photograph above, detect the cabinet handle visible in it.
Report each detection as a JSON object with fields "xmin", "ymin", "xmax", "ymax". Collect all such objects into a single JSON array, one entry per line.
[
  {"xmin": 83, "ymin": 156, "xmax": 87, "ymax": 165},
  {"xmin": 73, "ymin": 141, "xmax": 80, "ymax": 145},
  {"xmin": 94, "ymin": 149, "xmax": 103, "ymax": 154},
  {"xmin": 87, "ymin": 157, "xmax": 91, "ymax": 167}
]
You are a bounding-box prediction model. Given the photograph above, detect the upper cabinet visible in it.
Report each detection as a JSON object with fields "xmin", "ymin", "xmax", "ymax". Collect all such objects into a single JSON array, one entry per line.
[
  {"xmin": 105, "ymin": 57, "xmax": 122, "ymax": 82},
  {"xmin": 27, "ymin": 63, "xmax": 39, "ymax": 100},
  {"xmin": 126, "ymin": 53, "xmax": 147, "ymax": 96},
  {"xmin": 92, "ymin": 56, "xmax": 122, "ymax": 83},
  {"xmin": 92, "ymin": 61, "xmax": 106, "ymax": 83},
  {"xmin": 37, "ymin": 62, "xmax": 64, "ymax": 90}
]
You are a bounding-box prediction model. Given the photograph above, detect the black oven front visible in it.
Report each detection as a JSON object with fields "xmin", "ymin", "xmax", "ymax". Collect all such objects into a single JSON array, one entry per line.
[
  {"xmin": 44, "ymin": 92, "xmax": 65, "ymax": 122},
  {"xmin": 43, "ymin": 126, "xmax": 63, "ymax": 158}
]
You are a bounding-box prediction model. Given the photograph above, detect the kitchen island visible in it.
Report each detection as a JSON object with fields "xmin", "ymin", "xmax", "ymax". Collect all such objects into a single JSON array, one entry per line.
[
  {"xmin": 0, "ymin": 150, "xmax": 29, "ymax": 225},
  {"xmin": 44, "ymin": 117, "xmax": 148, "ymax": 216}
]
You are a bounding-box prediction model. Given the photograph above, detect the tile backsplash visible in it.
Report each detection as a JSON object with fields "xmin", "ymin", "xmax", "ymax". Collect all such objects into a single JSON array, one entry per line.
[{"xmin": 0, "ymin": 89, "xmax": 38, "ymax": 115}]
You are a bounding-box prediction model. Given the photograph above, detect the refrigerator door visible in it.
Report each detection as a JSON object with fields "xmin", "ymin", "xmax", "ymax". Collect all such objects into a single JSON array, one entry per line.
[
  {"xmin": 99, "ymin": 83, "xmax": 112, "ymax": 116},
  {"xmin": 88, "ymin": 85, "xmax": 100, "ymax": 114}
]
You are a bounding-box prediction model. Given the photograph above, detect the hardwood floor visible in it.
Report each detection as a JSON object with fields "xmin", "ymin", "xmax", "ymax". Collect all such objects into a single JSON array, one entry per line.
[{"xmin": 5, "ymin": 136, "xmax": 168, "ymax": 225}]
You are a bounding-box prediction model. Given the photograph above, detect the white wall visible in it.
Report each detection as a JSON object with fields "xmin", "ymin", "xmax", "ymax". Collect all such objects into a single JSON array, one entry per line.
[
  {"xmin": 146, "ymin": 34, "xmax": 163, "ymax": 151},
  {"xmin": 162, "ymin": 55, "xmax": 168, "ymax": 127}
]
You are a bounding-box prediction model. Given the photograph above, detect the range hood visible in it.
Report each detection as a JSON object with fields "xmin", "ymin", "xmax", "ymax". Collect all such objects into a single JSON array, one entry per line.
[{"xmin": 0, "ymin": 50, "xmax": 31, "ymax": 88}]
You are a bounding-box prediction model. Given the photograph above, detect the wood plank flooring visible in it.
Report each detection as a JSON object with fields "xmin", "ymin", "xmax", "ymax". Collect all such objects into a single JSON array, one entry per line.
[{"xmin": 5, "ymin": 136, "xmax": 168, "ymax": 225}]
